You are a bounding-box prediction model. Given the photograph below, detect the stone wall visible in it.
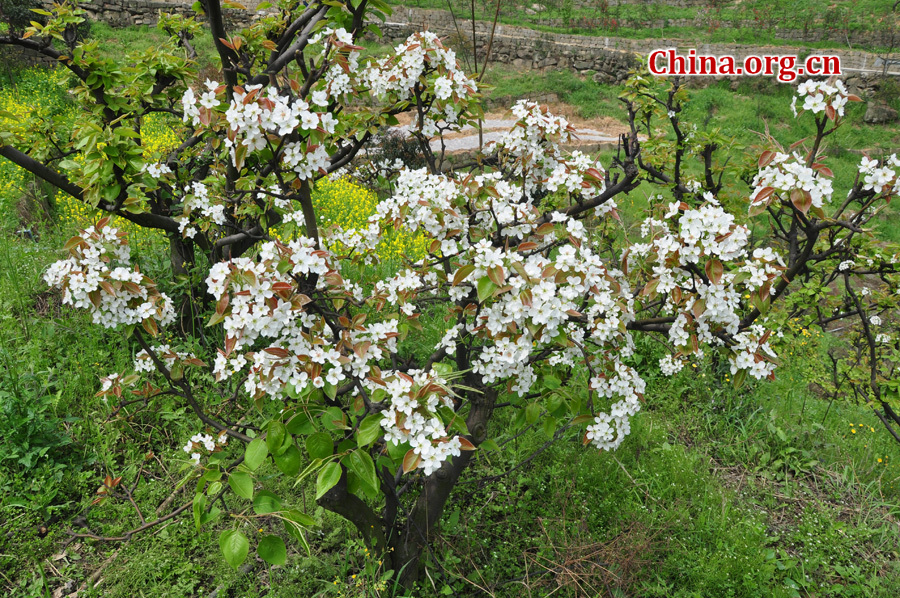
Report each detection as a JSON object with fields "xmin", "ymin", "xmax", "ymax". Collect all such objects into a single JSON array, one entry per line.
[
  {"xmin": 523, "ymin": 17, "xmax": 898, "ymax": 48},
  {"xmin": 38, "ymin": 0, "xmax": 266, "ymax": 28},
  {"xmin": 77, "ymin": 0, "xmax": 194, "ymax": 27},
  {"xmin": 12, "ymin": 1, "xmax": 899, "ymax": 88},
  {"xmin": 380, "ymin": 7, "xmax": 900, "ymax": 86},
  {"xmin": 7, "ymin": 0, "xmax": 265, "ymax": 66}
]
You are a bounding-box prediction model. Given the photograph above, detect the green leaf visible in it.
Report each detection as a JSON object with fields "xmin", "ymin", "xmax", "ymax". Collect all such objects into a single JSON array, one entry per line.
[
  {"xmin": 206, "ymin": 481, "xmax": 223, "ymax": 497},
  {"xmin": 253, "ymin": 490, "xmax": 282, "ymax": 515},
  {"xmin": 267, "ymin": 421, "xmax": 288, "ymax": 456},
  {"xmin": 525, "ymin": 402, "xmax": 541, "ymax": 425},
  {"xmin": 228, "ymin": 472, "xmax": 254, "ymax": 500},
  {"xmin": 480, "ymin": 438, "xmax": 500, "ymax": 451},
  {"xmin": 305, "ymin": 432, "xmax": 333, "ymax": 460},
  {"xmin": 286, "ymin": 410, "xmax": 314, "ymax": 435},
  {"xmin": 386, "ymin": 440, "xmax": 407, "ymax": 462},
  {"xmin": 733, "ymin": 368, "xmax": 747, "ymax": 389},
  {"xmin": 219, "ymin": 530, "xmax": 249, "ymax": 569},
  {"xmin": 282, "ymin": 511, "xmax": 313, "ymax": 555},
  {"xmin": 192, "ymin": 493, "xmax": 206, "ymax": 530},
  {"xmin": 542, "ymin": 416, "xmax": 558, "ymax": 439},
  {"xmin": 476, "ymin": 276, "xmax": 496, "ymax": 303},
  {"xmin": 274, "ymin": 444, "xmax": 302, "ymax": 476},
  {"xmin": 257, "ymin": 535, "xmax": 287, "ymax": 565},
  {"xmin": 315, "ymin": 462, "xmax": 342, "ymax": 500},
  {"xmin": 321, "ymin": 406, "xmax": 349, "ymax": 431},
  {"xmin": 356, "ymin": 414, "xmax": 384, "ymax": 447},
  {"xmin": 345, "ymin": 450, "xmax": 378, "ymax": 492},
  {"xmin": 543, "ymin": 374, "xmax": 562, "ymax": 390},
  {"xmin": 244, "ymin": 438, "xmax": 268, "ymax": 471}
]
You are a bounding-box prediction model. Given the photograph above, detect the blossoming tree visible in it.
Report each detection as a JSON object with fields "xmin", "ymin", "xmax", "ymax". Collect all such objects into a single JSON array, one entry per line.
[{"xmin": 3, "ymin": 0, "xmax": 900, "ymax": 587}]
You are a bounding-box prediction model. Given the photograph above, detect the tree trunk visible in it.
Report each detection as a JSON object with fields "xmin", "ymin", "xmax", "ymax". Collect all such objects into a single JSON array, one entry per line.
[
  {"xmin": 391, "ymin": 385, "xmax": 497, "ymax": 587},
  {"xmin": 169, "ymin": 235, "xmax": 201, "ymax": 336}
]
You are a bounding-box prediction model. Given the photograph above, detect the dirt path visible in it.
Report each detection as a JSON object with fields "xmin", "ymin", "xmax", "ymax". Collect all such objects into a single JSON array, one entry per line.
[{"xmin": 392, "ymin": 106, "xmax": 630, "ymax": 154}]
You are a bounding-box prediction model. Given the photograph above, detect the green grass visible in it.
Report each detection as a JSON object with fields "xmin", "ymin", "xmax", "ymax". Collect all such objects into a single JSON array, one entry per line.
[
  {"xmin": 390, "ymin": 0, "xmax": 899, "ymax": 52},
  {"xmin": 87, "ymin": 22, "xmax": 220, "ymax": 72},
  {"xmin": 3, "ymin": 229, "xmax": 900, "ymax": 597},
  {"xmin": 2, "ymin": 179, "xmax": 900, "ymax": 597}
]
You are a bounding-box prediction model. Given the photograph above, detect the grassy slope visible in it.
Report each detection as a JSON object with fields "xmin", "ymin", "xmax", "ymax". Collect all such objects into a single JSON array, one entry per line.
[
  {"xmin": 2, "ymin": 232, "xmax": 899, "ymax": 597},
  {"xmin": 387, "ymin": 0, "xmax": 899, "ymax": 52},
  {"xmin": 3, "ymin": 21, "xmax": 900, "ymax": 598}
]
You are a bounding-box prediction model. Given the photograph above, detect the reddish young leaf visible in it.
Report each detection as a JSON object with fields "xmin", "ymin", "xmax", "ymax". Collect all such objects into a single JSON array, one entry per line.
[
  {"xmin": 790, "ymin": 188, "xmax": 812, "ymax": 214},
  {"xmin": 535, "ymin": 222, "xmax": 555, "ymax": 236},
  {"xmin": 758, "ymin": 150, "xmax": 776, "ymax": 168},
  {"xmin": 705, "ymin": 259, "xmax": 724, "ymax": 285},
  {"xmin": 142, "ymin": 317, "xmax": 158, "ymax": 336},
  {"xmin": 487, "ymin": 265, "xmax": 505, "ymax": 287},
  {"xmin": 458, "ymin": 437, "xmax": 476, "ymax": 451},
  {"xmin": 754, "ymin": 186, "xmax": 776, "ymax": 204},
  {"xmin": 453, "ymin": 265, "xmax": 475, "ymax": 286},
  {"xmin": 402, "ymin": 449, "xmax": 421, "ymax": 473}
]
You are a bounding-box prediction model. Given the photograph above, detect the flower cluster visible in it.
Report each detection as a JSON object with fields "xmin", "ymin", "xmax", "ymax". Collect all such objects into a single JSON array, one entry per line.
[
  {"xmin": 142, "ymin": 162, "xmax": 172, "ymax": 179},
  {"xmin": 43, "ymin": 219, "xmax": 175, "ymax": 332},
  {"xmin": 204, "ymin": 238, "xmax": 393, "ymax": 400},
  {"xmin": 174, "ymin": 181, "xmax": 229, "ymax": 238},
  {"xmin": 308, "ymin": 27, "xmax": 361, "ymax": 99},
  {"xmin": 729, "ymin": 325, "xmax": 778, "ymax": 380},
  {"xmin": 859, "ymin": 155, "xmax": 900, "ymax": 197},
  {"xmin": 749, "ymin": 151, "xmax": 834, "ymax": 214},
  {"xmin": 488, "ymin": 101, "xmax": 607, "ymax": 202},
  {"xmin": 182, "ymin": 431, "xmax": 228, "ymax": 466},
  {"xmin": 631, "ymin": 194, "xmax": 782, "ymax": 379},
  {"xmin": 133, "ymin": 344, "xmax": 204, "ymax": 374},
  {"xmin": 586, "ymin": 362, "xmax": 645, "ymax": 450},
  {"xmin": 790, "ymin": 79, "xmax": 856, "ymax": 121},
  {"xmin": 376, "ymin": 370, "xmax": 468, "ymax": 476},
  {"xmin": 362, "ymin": 30, "xmax": 477, "ymax": 130}
]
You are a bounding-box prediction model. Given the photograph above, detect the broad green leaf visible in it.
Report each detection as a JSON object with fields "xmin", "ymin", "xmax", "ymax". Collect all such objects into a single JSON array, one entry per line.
[
  {"xmin": 257, "ymin": 535, "xmax": 287, "ymax": 565},
  {"xmin": 321, "ymin": 406, "xmax": 349, "ymax": 431},
  {"xmin": 480, "ymin": 438, "xmax": 500, "ymax": 451},
  {"xmin": 192, "ymin": 493, "xmax": 206, "ymax": 530},
  {"xmin": 356, "ymin": 414, "xmax": 384, "ymax": 447},
  {"xmin": 476, "ymin": 276, "xmax": 496, "ymax": 303},
  {"xmin": 543, "ymin": 374, "xmax": 562, "ymax": 390},
  {"xmin": 227, "ymin": 471, "xmax": 254, "ymax": 500},
  {"xmin": 346, "ymin": 450, "xmax": 378, "ymax": 492},
  {"xmin": 244, "ymin": 438, "xmax": 268, "ymax": 471},
  {"xmin": 253, "ymin": 490, "xmax": 282, "ymax": 515},
  {"xmin": 219, "ymin": 530, "xmax": 249, "ymax": 569},
  {"xmin": 206, "ymin": 481, "xmax": 223, "ymax": 497},
  {"xmin": 286, "ymin": 410, "xmax": 315, "ymax": 435},
  {"xmin": 542, "ymin": 416, "xmax": 558, "ymax": 439},
  {"xmin": 274, "ymin": 444, "xmax": 302, "ymax": 476},
  {"xmin": 315, "ymin": 462, "xmax": 342, "ymax": 499},
  {"xmin": 267, "ymin": 421, "xmax": 288, "ymax": 456},
  {"xmin": 305, "ymin": 432, "xmax": 333, "ymax": 460}
]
